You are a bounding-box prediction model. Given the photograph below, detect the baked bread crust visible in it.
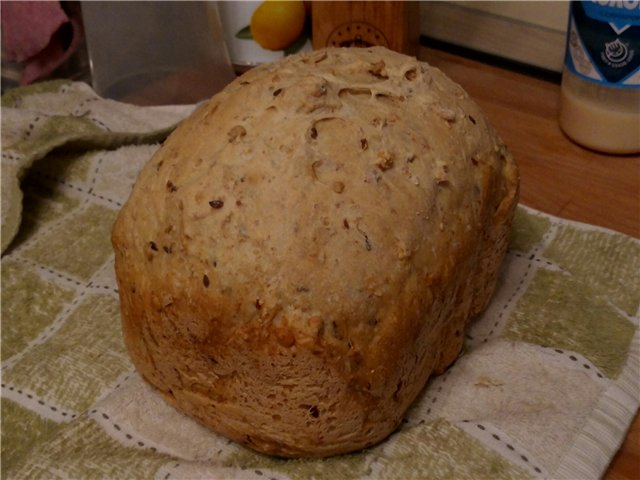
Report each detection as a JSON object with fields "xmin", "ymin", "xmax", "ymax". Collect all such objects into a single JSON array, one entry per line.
[{"xmin": 112, "ymin": 47, "xmax": 519, "ymax": 457}]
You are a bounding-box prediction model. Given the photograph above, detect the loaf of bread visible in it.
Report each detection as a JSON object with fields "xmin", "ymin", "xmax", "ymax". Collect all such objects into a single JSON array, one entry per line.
[{"xmin": 112, "ymin": 47, "xmax": 519, "ymax": 458}]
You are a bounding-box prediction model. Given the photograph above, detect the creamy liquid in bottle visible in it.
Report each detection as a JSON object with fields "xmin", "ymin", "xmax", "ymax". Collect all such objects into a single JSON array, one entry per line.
[{"xmin": 559, "ymin": 1, "xmax": 640, "ymax": 154}]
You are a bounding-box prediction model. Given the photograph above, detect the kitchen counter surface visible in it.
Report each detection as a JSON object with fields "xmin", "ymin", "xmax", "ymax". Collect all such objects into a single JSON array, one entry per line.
[{"xmin": 419, "ymin": 46, "xmax": 638, "ymax": 480}]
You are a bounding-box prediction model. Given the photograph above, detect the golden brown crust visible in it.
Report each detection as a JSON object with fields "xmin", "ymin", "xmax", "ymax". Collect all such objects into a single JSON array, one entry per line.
[{"xmin": 112, "ymin": 47, "xmax": 519, "ymax": 457}]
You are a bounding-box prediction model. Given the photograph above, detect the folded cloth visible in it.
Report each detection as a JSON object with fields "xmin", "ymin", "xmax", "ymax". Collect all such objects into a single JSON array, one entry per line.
[
  {"xmin": 1, "ymin": 81, "xmax": 638, "ymax": 480},
  {"xmin": 0, "ymin": 80, "xmax": 194, "ymax": 253},
  {"xmin": 1, "ymin": 1, "xmax": 83, "ymax": 85}
]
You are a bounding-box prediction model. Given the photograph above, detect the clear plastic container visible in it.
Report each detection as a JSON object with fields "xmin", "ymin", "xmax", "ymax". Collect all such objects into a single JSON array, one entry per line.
[
  {"xmin": 81, "ymin": 1, "xmax": 235, "ymax": 105},
  {"xmin": 560, "ymin": 71, "xmax": 640, "ymax": 154},
  {"xmin": 559, "ymin": 1, "xmax": 640, "ymax": 154}
]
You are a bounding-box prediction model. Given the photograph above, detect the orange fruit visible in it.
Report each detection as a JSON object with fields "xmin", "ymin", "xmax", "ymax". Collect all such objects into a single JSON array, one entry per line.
[{"xmin": 250, "ymin": 1, "xmax": 306, "ymax": 51}]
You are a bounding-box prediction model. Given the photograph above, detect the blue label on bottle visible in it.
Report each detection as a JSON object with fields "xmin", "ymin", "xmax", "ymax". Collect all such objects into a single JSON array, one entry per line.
[
  {"xmin": 583, "ymin": 1, "xmax": 640, "ymax": 29},
  {"xmin": 565, "ymin": 1, "xmax": 640, "ymax": 88}
]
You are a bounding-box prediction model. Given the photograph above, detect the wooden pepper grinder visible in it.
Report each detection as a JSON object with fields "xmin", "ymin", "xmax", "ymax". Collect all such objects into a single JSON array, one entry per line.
[{"xmin": 311, "ymin": 1, "xmax": 419, "ymax": 56}]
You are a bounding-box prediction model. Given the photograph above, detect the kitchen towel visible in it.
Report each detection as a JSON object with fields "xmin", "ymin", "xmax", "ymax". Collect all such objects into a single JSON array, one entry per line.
[{"xmin": 1, "ymin": 81, "xmax": 638, "ymax": 480}]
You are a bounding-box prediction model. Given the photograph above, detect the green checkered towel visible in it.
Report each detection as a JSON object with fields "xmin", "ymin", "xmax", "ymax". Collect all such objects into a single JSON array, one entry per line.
[{"xmin": 1, "ymin": 81, "xmax": 638, "ymax": 480}]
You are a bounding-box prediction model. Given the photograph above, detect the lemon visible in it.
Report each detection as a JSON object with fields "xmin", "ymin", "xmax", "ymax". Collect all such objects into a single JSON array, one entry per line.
[{"xmin": 250, "ymin": 1, "xmax": 306, "ymax": 51}]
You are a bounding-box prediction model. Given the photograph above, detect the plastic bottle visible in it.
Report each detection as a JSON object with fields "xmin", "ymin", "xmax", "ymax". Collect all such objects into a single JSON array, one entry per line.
[{"xmin": 559, "ymin": 1, "xmax": 640, "ymax": 154}]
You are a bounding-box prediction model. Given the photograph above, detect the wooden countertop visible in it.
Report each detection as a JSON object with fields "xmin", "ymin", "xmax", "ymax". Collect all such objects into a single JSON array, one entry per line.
[{"xmin": 419, "ymin": 47, "xmax": 639, "ymax": 480}]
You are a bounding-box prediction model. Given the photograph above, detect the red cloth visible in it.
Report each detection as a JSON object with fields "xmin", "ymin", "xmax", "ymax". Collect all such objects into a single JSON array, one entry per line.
[{"xmin": 1, "ymin": 1, "xmax": 83, "ymax": 85}]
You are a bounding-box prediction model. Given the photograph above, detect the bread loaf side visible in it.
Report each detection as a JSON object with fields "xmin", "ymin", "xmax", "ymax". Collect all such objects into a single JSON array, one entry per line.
[{"xmin": 112, "ymin": 47, "xmax": 519, "ymax": 457}]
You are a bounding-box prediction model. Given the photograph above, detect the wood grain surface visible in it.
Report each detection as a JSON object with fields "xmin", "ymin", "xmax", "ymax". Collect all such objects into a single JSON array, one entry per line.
[
  {"xmin": 311, "ymin": 1, "xmax": 420, "ymax": 55},
  {"xmin": 418, "ymin": 46, "xmax": 639, "ymax": 480}
]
